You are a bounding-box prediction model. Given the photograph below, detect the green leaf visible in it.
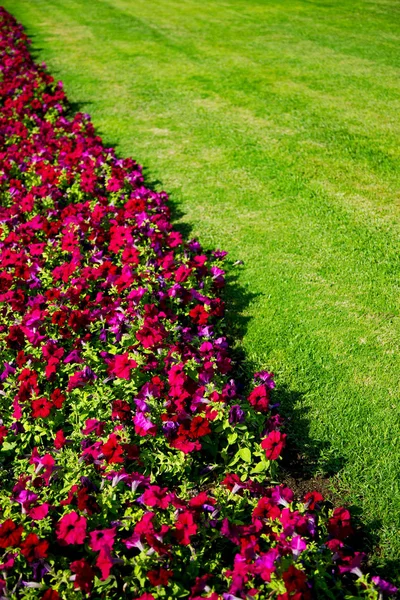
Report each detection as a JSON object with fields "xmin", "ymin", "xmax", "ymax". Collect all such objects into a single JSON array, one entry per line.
[
  {"xmin": 1, "ymin": 441, "xmax": 16, "ymax": 452},
  {"xmin": 238, "ymin": 447, "xmax": 251, "ymax": 463},
  {"xmin": 251, "ymin": 460, "xmax": 269, "ymax": 474},
  {"xmin": 227, "ymin": 431, "xmax": 237, "ymax": 445}
]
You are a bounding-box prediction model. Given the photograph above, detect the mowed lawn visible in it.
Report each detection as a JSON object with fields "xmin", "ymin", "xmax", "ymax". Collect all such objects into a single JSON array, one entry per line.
[{"xmin": 5, "ymin": 0, "xmax": 400, "ymax": 580}]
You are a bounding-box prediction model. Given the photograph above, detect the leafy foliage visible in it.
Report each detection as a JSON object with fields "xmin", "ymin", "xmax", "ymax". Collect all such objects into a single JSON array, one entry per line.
[{"xmin": 0, "ymin": 8, "xmax": 396, "ymax": 599}]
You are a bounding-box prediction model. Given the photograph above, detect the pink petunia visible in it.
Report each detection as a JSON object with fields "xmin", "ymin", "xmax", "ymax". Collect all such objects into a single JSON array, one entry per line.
[
  {"xmin": 108, "ymin": 353, "xmax": 137, "ymax": 379},
  {"xmin": 134, "ymin": 412, "xmax": 157, "ymax": 437},
  {"xmin": 28, "ymin": 503, "xmax": 50, "ymax": 521},
  {"xmin": 89, "ymin": 527, "xmax": 116, "ymax": 552},
  {"xmin": 56, "ymin": 511, "xmax": 87, "ymax": 545},
  {"xmin": 141, "ymin": 486, "xmax": 171, "ymax": 509}
]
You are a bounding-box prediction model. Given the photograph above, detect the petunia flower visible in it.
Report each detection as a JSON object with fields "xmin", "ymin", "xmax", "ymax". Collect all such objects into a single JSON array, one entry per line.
[
  {"xmin": 291, "ymin": 535, "xmax": 307, "ymax": 558},
  {"xmin": 31, "ymin": 397, "xmax": 52, "ymax": 419},
  {"xmin": 141, "ymin": 486, "xmax": 171, "ymax": 509},
  {"xmin": 41, "ymin": 590, "xmax": 60, "ymax": 600},
  {"xmin": 54, "ymin": 429, "xmax": 67, "ymax": 449},
  {"xmin": 228, "ymin": 405, "xmax": 245, "ymax": 425},
  {"xmin": 70, "ymin": 559, "xmax": 95, "ymax": 594},
  {"xmin": 0, "ymin": 519, "xmax": 23, "ymax": 549},
  {"xmin": 134, "ymin": 412, "xmax": 157, "ymax": 437},
  {"xmin": 28, "ymin": 503, "xmax": 50, "ymax": 521},
  {"xmin": 102, "ymin": 434, "xmax": 124, "ymax": 464},
  {"xmin": 174, "ymin": 511, "xmax": 197, "ymax": 545},
  {"xmin": 147, "ymin": 567, "xmax": 173, "ymax": 587},
  {"xmin": 20, "ymin": 533, "xmax": 49, "ymax": 562},
  {"xmin": 261, "ymin": 430, "xmax": 287, "ymax": 460},
  {"xmin": 372, "ymin": 576, "xmax": 398, "ymax": 596},
  {"xmin": 89, "ymin": 527, "xmax": 116, "ymax": 552},
  {"xmin": 56, "ymin": 511, "xmax": 87, "ymax": 545},
  {"xmin": 14, "ymin": 489, "xmax": 38, "ymax": 514},
  {"xmin": 248, "ymin": 384, "xmax": 270, "ymax": 412},
  {"xmin": 108, "ymin": 352, "xmax": 138, "ymax": 380}
]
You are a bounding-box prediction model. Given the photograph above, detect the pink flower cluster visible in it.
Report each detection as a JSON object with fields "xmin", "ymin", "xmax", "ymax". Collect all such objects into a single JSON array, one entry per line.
[{"xmin": 0, "ymin": 7, "xmax": 395, "ymax": 599}]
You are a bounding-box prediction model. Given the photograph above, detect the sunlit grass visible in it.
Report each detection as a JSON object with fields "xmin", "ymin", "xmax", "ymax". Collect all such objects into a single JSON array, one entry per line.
[{"xmin": 4, "ymin": 0, "xmax": 400, "ymax": 580}]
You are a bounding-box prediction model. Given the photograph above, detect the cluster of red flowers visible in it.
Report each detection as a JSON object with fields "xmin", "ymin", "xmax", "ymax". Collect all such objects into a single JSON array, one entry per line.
[{"xmin": 0, "ymin": 7, "xmax": 396, "ymax": 599}]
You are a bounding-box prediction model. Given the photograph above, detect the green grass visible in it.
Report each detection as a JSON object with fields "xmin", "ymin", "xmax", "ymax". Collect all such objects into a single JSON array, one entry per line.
[{"xmin": 4, "ymin": 0, "xmax": 400, "ymax": 580}]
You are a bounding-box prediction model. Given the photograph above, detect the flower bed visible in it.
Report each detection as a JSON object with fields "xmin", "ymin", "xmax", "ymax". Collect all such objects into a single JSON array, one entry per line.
[{"xmin": 0, "ymin": 7, "xmax": 396, "ymax": 599}]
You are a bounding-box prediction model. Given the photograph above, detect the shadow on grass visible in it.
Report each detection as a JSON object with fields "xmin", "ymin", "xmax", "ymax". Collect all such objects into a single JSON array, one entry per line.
[{"xmin": 58, "ymin": 89, "xmax": 400, "ymax": 584}]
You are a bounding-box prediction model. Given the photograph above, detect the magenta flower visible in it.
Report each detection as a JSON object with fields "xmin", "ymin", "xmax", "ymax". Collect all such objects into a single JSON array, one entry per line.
[
  {"xmin": 134, "ymin": 412, "xmax": 157, "ymax": 437},
  {"xmin": 89, "ymin": 527, "xmax": 116, "ymax": 552},
  {"xmin": 291, "ymin": 535, "xmax": 307, "ymax": 558},
  {"xmin": 248, "ymin": 384, "xmax": 270, "ymax": 412},
  {"xmin": 108, "ymin": 353, "xmax": 137, "ymax": 379},
  {"xmin": 56, "ymin": 511, "xmax": 87, "ymax": 545},
  {"xmin": 28, "ymin": 503, "xmax": 49, "ymax": 521},
  {"xmin": 254, "ymin": 548, "xmax": 279, "ymax": 581},
  {"xmin": 141, "ymin": 486, "xmax": 171, "ymax": 509},
  {"xmin": 14, "ymin": 490, "xmax": 38, "ymax": 514},
  {"xmin": 67, "ymin": 366, "xmax": 97, "ymax": 391}
]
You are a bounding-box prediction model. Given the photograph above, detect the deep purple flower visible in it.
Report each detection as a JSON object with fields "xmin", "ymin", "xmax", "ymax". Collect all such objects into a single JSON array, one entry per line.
[
  {"xmin": 229, "ymin": 404, "xmax": 245, "ymax": 425},
  {"xmin": 254, "ymin": 370, "xmax": 276, "ymax": 389}
]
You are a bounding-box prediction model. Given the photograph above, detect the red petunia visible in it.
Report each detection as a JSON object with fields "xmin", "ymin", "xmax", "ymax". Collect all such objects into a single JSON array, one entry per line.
[
  {"xmin": 248, "ymin": 384, "xmax": 270, "ymax": 412},
  {"xmin": 328, "ymin": 507, "xmax": 353, "ymax": 540},
  {"xmin": 0, "ymin": 425, "xmax": 7, "ymax": 445},
  {"xmin": 54, "ymin": 429, "xmax": 67, "ymax": 449},
  {"xmin": 70, "ymin": 559, "xmax": 95, "ymax": 594},
  {"xmin": 189, "ymin": 416, "xmax": 211, "ymax": 439},
  {"xmin": 147, "ymin": 567, "xmax": 173, "ymax": 587},
  {"xmin": 111, "ymin": 399, "xmax": 131, "ymax": 420},
  {"xmin": 261, "ymin": 430, "xmax": 286, "ymax": 461},
  {"xmin": 174, "ymin": 511, "xmax": 197, "ymax": 545},
  {"xmin": 20, "ymin": 533, "xmax": 49, "ymax": 562},
  {"xmin": 303, "ymin": 491, "xmax": 324, "ymax": 510},
  {"xmin": 189, "ymin": 304, "xmax": 209, "ymax": 325},
  {"xmin": 31, "ymin": 397, "xmax": 52, "ymax": 419},
  {"xmin": 0, "ymin": 519, "xmax": 23, "ymax": 549},
  {"xmin": 41, "ymin": 591, "xmax": 60, "ymax": 600},
  {"xmin": 51, "ymin": 388, "xmax": 66, "ymax": 409},
  {"xmin": 282, "ymin": 564, "xmax": 308, "ymax": 593},
  {"xmin": 56, "ymin": 511, "xmax": 87, "ymax": 545},
  {"xmin": 102, "ymin": 434, "xmax": 124, "ymax": 464}
]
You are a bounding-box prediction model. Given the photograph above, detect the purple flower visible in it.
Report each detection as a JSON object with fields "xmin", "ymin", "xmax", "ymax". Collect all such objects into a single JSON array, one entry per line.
[
  {"xmin": 0, "ymin": 362, "xmax": 15, "ymax": 381},
  {"xmin": 213, "ymin": 249, "xmax": 227, "ymax": 259},
  {"xmin": 31, "ymin": 560, "xmax": 50, "ymax": 580},
  {"xmin": 372, "ymin": 577, "xmax": 398, "ymax": 596},
  {"xmin": 162, "ymin": 421, "xmax": 178, "ymax": 438},
  {"xmin": 254, "ymin": 370, "xmax": 276, "ymax": 389},
  {"xmin": 229, "ymin": 404, "xmax": 245, "ymax": 425},
  {"xmin": 64, "ymin": 349, "xmax": 83, "ymax": 364}
]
